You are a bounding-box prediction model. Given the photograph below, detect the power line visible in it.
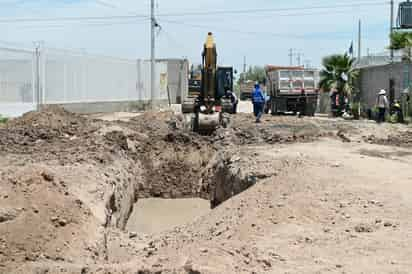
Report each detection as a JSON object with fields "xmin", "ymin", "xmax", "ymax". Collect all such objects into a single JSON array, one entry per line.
[
  {"xmin": 158, "ymin": 1, "xmax": 388, "ymax": 17},
  {"xmin": 12, "ymin": 18, "xmax": 150, "ymax": 30},
  {"xmin": 159, "ymin": 18, "xmax": 306, "ymax": 39},
  {"xmin": 0, "ymin": 14, "xmax": 148, "ymax": 23},
  {"xmin": 160, "ymin": 7, "xmax": 384, "ymax": 22},
  {"xmin": 0, "ymin": 1, "xmax": 388, "ymax": 24},
  {"xmin": 159, "ymin": 18, "xmax": 363, "ymax": 40},
  {"xmin": 92, "ymin": 0, "xmax": 118, "ymax": 9}
]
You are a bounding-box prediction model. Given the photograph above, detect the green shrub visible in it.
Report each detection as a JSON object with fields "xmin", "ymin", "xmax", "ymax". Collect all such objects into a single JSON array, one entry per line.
[
  {"xmin": 351, "ymin": 102, "xmax": 361, "ymax": 120},
  {"xmin": 0, "ymin": 115, "xmax": 8, "ymax": 124},
  {"xmin": 388, "ymin": 114, "xmax": 398, "ymax": 123}
]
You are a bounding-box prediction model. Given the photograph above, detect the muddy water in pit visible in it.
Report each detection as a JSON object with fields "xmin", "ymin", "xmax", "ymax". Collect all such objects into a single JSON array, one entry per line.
[{"xmin": 126, "ymin": 198, "xmax": 211, "ymax": 234}]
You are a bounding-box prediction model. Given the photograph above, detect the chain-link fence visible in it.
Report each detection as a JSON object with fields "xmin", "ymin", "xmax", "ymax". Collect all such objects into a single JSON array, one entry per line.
[
  {"xmin": 0, "ymin": 46, "xmax": 37, "ymax": 117},
  {"xmin": 0, "ymin": 45, "xmax": 169, "ymax": 117}
]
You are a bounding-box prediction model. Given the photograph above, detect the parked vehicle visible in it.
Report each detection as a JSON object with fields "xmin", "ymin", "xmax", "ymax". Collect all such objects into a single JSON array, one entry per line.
[
  {"xmin": 239, "ymin": 80, "xmax": 256, "ymax": 100},
  {"xmin": 265, "ymin": 66, "xmax": 319, "ymax": 116}
]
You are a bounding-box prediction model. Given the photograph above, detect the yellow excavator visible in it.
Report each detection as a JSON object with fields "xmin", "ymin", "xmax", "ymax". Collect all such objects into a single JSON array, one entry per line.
[{"xmin": 183, "ymin": 32, "xmax": 234, "ymax": 133}]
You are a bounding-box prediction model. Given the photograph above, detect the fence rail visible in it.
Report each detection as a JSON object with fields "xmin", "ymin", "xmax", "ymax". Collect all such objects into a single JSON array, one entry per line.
[{"xmin": 0, "ymin": 44, "xmax": 168, "ymax": 117}]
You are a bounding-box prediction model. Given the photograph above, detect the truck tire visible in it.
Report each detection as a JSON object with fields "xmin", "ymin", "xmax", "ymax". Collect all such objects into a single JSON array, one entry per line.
[
  {"xmin": 264, "ymin": 102, "xmax": 270, "ymax": 114},
  {"xmin": 305, "ymin": 100, "xmax": 317, "ymax": 116},
  {"xmin": 271, "ymin": 100, "xmax": 278, "ymax": 116}
]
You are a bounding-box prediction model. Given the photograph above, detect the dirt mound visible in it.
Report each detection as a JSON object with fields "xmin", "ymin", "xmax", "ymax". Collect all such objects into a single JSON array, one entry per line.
[
  {"xmin": 214, "ymin": 114, "xmax": 328, "ymax": 146},
  {"xmin": 0, "ymin": 106, "xmax": 96, "ymax": 154},
  {"xmin": 365, "ymin": 131, "xmax": 412, "ymax": 147}
]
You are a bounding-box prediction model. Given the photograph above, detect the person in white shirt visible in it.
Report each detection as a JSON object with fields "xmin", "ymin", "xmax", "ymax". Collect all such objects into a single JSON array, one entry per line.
[{"xmin": 376, "ymin": 89, "xmax": 389, "ymax": 123}]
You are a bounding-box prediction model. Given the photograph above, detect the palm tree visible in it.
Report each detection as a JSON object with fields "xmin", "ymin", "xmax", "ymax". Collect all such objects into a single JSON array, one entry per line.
[
  {"xmin": 389, "ymin": 31, "xmax": 412, "ymax": 61},
  {"xmin": 319, "ymin": 54, "xmax": 359, "ymax": 116},
  {"xmin": 319, "ymin": 54, "xmax": 357, "ymax": 95}
]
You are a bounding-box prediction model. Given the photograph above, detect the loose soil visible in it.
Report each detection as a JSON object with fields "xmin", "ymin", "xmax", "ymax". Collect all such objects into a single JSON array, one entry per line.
[{"xmin": 1, "ymin": 107, "xmax": 412, "ymax": 273}]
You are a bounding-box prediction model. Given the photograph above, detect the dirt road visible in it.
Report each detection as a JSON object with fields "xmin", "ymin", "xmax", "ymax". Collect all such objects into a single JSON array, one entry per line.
[{"xmin": 1, "ymin": 107, "xmax": 412, "ymax": 273}]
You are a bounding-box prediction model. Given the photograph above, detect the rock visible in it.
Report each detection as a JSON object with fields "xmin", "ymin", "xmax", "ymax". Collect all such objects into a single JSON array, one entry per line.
[
  {"xmin": 384, "ymin": 221, "xmax": 393, "ymax": 227},
  {"xmin": 0, "ymin": 207, "xmax": 21, "ymax": 223},
  {"xmin": 129, "ymin": 232, "xmax": 138, "ymax": 239},
  {"xmin": 183, "ymin": 259, "xmax": 201, "ymax": 274},
  {"xmin": 41, "ymin": 171, "xmax": 54, "ymax": 182},
  {"xmin": 332, "ymin": 163, "xmax": 341, "ymax": 168},
  {"xmin": 58, "ymin": 219, "xmax": 68, "ymax": 226},
  {"xmin": 231, "ymin": 156, "xmax": 241, "ymax": 162},
  {"xmin": 259, "ymin": 258, "xmax": 272, "ymax": 267},
  {"xmin": 354, "ymin": 223, "xmax": 374, "ymax": 233},
  {"xmin": 337, "ymin": 130, "xmax": 351, "ymax": 143},
  {"xmin": 199, "ymin": 248, "xmax": 208, "ymax": 253}
]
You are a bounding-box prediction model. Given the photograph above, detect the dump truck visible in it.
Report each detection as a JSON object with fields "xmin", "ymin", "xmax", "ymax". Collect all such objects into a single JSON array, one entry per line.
[
  {"xmin": 239, "ymin": 80, "xmax": 256, "ymax": 100},
  {"xmin": 266, "ymin": 66, "xmax": 318, "ymax": 116}
]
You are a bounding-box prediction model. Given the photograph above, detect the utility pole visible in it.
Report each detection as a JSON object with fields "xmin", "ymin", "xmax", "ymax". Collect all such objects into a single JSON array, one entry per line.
[
  {"xmin": 389, "ymin": 0, "xmax": 395, "ymax": 106},
  {"xmin": 289, "ymin": 48, "xmax": 294, "ymax": 66},
  {"xmin": 358, "ymin": 19, "xmax": 362, "ymax": 60},
  {"xmin": 35, "ymin": 43, "xmax": 41, "ymax": 111},
  {"xmin": 296, "ymin": 52, "xmax": 303, "ymax": 67},
  {"xmin": 390, "ymin": 0, "xmax": 394, "ymax": 61},
  {"xmin": 150, "ymin": 0, "xmax": 155, "ymax": 108},
  {"xmin": 243, "ymin": 56, "xmax": 246, "ymax": 73}
]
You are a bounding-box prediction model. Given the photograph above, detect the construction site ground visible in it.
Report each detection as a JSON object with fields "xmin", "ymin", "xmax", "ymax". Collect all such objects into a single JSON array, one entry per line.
[{"xmin": 1, "ymin": 102, "xmax": 412, "ymax": 273}]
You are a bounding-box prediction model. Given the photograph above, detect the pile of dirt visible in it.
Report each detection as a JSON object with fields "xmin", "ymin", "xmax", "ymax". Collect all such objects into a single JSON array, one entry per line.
[
  {"xmin": 365, "ymin": 131, "xmax": 412, "ymax": 147},
  {"xmin": 0, "ymin": 106, "xmax": 98, "ymax": 155},
  {"xmin": 214, "ymin": 114, "xmax": 333, "ymax": 146}
]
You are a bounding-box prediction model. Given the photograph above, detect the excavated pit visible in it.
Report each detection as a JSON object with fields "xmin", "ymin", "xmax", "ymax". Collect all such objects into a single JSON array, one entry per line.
[
  {"xmin": 99, "ymin": 111, "xmax": 258, "ymax": 234},
  {"xmin": 126, "ymin": 198, "xmax": 211, "ymax": 234},
  {"xmin": 0, "ymin": 107, "xmax": 334, "ymax": 273},
  {"xmin": 109, "ymin": 147, "xmax": 256, "ymax": 234}
]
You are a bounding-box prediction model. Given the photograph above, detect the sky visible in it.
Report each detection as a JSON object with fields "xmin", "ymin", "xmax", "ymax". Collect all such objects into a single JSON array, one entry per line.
[{"xmin": 0, "ymin": 0, "xmax": 398, "ymax": 72}]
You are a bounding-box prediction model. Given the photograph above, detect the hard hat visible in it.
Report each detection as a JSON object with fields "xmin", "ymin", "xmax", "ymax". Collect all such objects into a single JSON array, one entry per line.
[{"xmin": 379, "ymin": 89, "xmax": 386, "ymax": 95}]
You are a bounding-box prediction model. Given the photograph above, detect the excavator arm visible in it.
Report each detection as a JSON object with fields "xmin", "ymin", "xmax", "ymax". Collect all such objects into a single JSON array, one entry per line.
[
  {"xmin": 187, "ymin": 32, "xmax": 234, "ymax": 134},
  {"xmin": 201, "ymin": 33, "xmax": 217, "ymax": 103}
]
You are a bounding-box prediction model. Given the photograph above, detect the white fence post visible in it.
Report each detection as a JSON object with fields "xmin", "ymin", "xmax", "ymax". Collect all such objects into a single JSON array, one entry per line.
[{"xmin": 35, "ymin": 44, "xmax": 41, "ymax": 111}]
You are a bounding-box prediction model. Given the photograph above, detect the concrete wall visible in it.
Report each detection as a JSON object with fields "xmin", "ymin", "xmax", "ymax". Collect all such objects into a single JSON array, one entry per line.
[
  {"xmin": 158, "ymin": 59, "xmax": 189, "ymax": 104},
  {"xmin": 359, "ymin": 63, "xmax": 411, "ymax": 109},
  {"xmin": 44, "ymin": 99, "xmax": 169, "ymax": 114}
]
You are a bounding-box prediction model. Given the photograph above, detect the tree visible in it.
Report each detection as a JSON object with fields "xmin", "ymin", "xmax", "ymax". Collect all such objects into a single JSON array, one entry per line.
[
  {"xmin": 319, "ymin": 53, "xmax": 358, "ymax": 97},
  {"xmin": 389, "ymin": 31, "xmax": 412, "ymax": 61},
  {"xmin": 0, "ymin": 115, "xmax": 8, "ymax": 124},
  {"xmin": 239, "ymin": 66, "xmax": 266, "ymax": 84},
  {"xmin": 319, "ymin": 53, "xmax": 359, "ymax": 116}
]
